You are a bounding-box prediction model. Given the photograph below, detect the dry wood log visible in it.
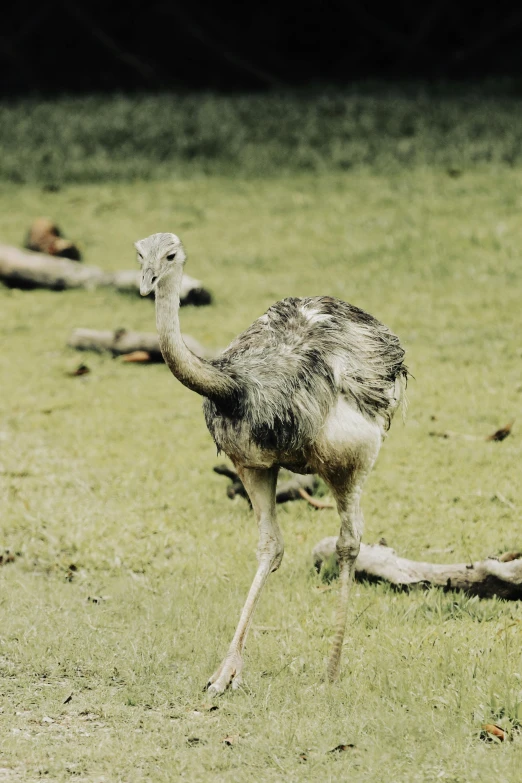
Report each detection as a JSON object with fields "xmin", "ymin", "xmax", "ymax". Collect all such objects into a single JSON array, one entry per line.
[
  {"xmin": 0, "ymin": 243, "xmax": 211, "ymax": 305},
  {"xmin": 312, "ymin": 537, "xmax": 522, "ymax": 600},
  {"xmin": 214, "ymin": 464, "xmax": 320, "ymax": 505},
  {"xmin": 68, "ymin": 327, "xmax": 214, "ymax": 361}
]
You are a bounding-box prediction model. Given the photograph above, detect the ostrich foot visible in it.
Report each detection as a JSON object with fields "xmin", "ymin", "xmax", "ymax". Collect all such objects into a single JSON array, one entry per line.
[{"xmin": 206, "ymin": 651, "xmax": 243, "ymax": 695}]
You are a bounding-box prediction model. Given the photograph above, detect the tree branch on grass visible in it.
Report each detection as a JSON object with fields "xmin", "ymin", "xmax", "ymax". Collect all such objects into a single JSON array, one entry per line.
[
  {"xmin": 312, "ymin": 537, "xmax": 522, "ymax": 600},
  {"xmin": 429, "ymin": 421, "xmax": 514, "ymax": 442},
  {"xmin": 213, "ymin": 464, "xmax": 322, "ymax": 506},
  {"xmin": 0, "ymin": 243, "xmax": 211, "ymax": 305},
  {"xmin": 68, "ymin": 328, "xmax": 215, "ymax": 361}
]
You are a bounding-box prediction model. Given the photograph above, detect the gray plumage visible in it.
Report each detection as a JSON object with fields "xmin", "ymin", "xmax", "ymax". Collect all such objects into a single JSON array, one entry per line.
[
  {"xmin": 135, "ymin": 231, "xmax": 408, "ymax": 694},
  {"xmin": 205, "ymin": 295, "xmax": 407, "ymax": 456}
]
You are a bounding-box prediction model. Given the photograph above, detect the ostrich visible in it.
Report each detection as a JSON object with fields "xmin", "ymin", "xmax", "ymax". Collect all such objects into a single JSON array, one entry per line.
[{"xmin": 135, "ymin": 232, "xmax": 407, "ymax": 695}]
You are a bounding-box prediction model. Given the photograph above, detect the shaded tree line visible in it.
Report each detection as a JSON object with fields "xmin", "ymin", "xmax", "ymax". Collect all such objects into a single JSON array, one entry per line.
[{"xmin": 3, "ymin": 0, "xmax": 522, "ymax": 94}]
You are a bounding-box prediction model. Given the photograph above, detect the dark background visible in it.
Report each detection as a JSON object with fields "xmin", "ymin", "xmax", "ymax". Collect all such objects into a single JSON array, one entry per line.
[{"xmin": 3, "ymin": 1, "xmax": 522, "ymax": 95}]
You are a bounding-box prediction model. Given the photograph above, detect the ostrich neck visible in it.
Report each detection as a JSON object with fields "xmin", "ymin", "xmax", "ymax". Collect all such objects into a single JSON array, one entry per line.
[{"xmin": 155, "ymin": 266, "xmax": 237, "ymax": 403}]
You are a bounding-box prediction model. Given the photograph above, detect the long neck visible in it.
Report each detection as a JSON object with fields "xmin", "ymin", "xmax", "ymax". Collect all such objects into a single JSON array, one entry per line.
[{"xmin": 155, "ymin": 265, "xmax": 238, "ymax": 403}]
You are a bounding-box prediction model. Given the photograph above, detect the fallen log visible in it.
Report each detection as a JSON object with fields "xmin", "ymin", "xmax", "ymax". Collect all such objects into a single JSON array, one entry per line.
[
  {"xmin": 312, "ymin": 537, "xmax": 522, "ymax": 600},
  {"xmin": 0, "ymin": 243, "xmax": 211, "ymax": 305},
  {"xmin": 214, "ymin": 464, "xmax": 321, "ymax": 506},
  {"xmin": 68, "ymin": 327, "xmax": 215, "ymax": 361}
]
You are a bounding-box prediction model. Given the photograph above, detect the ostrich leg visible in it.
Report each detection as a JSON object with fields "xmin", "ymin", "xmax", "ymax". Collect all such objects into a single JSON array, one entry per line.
[
  {"xmin": 326, "ymin": 495, "xmax": 363, "ymax": 682},
  {"xmin": 323, "ymin": 454, "xmax": 376, "ymax": 682},
  {"xmin": 207, "ymin": 465, "xmax": 282, "ymax": 695}
]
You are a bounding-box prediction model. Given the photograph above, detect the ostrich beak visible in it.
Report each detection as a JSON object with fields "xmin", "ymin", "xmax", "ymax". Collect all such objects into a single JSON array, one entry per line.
[{"xmin": 140, "ymin": 267, "xmax": 158, "ymax": 296}]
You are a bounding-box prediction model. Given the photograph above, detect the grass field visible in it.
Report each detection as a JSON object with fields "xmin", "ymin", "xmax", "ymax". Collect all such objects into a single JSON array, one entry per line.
[
  {"xmin": 1, "ymin": 90, "xmax": 522, "ymax": 781},
  {"xmin": 3, "ymin": 84, "xmax": 522, "ymax": 184}
]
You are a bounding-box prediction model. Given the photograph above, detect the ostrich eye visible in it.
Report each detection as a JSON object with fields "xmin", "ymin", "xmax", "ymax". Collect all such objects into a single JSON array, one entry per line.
[{"xmin": 166, "ymin": 252, "xmax": 176, "ymax": 261}]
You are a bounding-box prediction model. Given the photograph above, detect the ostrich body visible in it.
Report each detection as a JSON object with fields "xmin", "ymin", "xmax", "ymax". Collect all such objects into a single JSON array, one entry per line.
[{"xmin": 135, "ymin": 232, "xmax": 407, "ymax": 694}]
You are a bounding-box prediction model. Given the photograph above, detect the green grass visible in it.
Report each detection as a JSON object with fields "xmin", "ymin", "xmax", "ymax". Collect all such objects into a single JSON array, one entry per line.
[
  {"xmin": 1, "ymin": 96, "xmax": 522, "ymax": 780},
  {"xmin": 2, "ymin": 85, "xmax": 522, "ymax": 184}
]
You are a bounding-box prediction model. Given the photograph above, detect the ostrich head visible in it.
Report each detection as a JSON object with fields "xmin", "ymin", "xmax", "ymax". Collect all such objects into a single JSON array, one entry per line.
[{"xmin": 134, "ymin": 232, "xmax": 186, "ymax": 296}]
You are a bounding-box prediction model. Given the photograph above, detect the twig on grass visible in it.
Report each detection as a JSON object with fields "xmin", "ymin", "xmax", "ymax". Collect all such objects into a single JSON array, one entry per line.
[
  {"xmin": 214, "ymin": 464, "xmax": 326, "ymax": 506},
  {"xmin": 429, "ymin": 420, "xmax": 514, "ymax": 442},
  {"xmin": 493, "ymin": 492, "xmax": 516, "ymax": 510},
  {"xmin": 429, "ymin": 430, "xmax": 480, "ymax": 441},
  {"xmin": 298, "ymin": 488, "xmax": 334, "ymax": 509},
  {"xmin": 486, "ymin": 420, "xmax": 514, "ymax": 442}
]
